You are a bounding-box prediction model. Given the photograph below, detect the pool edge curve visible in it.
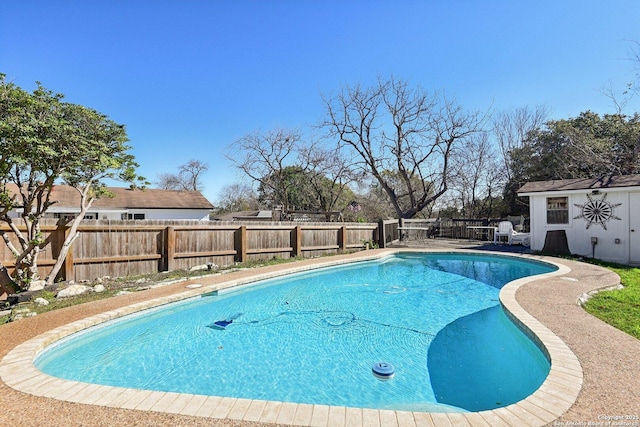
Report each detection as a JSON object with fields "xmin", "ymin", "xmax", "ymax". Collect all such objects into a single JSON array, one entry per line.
[{"xmin": 0, "ymin": 249, "xmax": 583, "ymax": 427}]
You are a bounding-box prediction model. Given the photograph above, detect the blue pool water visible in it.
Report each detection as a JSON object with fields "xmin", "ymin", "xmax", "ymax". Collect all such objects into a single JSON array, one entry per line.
[{"xmin": 36, "ymin": 253, "xmax": 556, "ymax": 412}]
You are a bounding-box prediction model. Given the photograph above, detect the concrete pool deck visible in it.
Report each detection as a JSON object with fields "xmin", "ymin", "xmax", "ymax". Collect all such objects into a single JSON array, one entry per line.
[{"xmin": 0, "ymin": 246, "xmax": 638, "ymax": 426}]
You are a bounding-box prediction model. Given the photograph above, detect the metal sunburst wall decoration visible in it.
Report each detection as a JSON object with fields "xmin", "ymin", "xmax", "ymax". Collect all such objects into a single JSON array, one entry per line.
[{"xmin": 573, "ymin": 193, "xmax": 622, "ymax": 230}]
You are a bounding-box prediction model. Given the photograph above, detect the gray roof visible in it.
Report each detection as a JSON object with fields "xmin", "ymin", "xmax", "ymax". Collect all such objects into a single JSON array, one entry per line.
[{"xmin": 518, "ymin": 174, "xmax": 640, "ymax": 194}]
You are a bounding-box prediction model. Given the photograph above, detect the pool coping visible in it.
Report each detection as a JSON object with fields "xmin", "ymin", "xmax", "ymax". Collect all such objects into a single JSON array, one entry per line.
[{"xmin": 0, "ymin": 249, "xmax": 582, "ymax": 426}]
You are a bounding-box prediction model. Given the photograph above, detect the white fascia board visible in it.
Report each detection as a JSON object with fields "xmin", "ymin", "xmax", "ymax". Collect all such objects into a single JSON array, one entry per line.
[{"xmin": 518, "ymin": 186, "xmax": 640, "ymax": 197}]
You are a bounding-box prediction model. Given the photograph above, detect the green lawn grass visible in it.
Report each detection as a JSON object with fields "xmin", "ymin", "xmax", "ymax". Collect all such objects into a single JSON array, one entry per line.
[{"xmin": 583, "ymin": 262, "xmax": 640, "ymax": 340}]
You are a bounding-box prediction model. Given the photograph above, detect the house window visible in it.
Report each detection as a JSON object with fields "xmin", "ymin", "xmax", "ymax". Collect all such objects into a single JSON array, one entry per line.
[
  {"xmin": 53, "ymin": 213, "xmax": 76, "ymax": 221},
  {"xmin": 547, "ymin": 197, "xmax": 568, "ymax": 224},
  {"xmin": 123, "ymin": 213, "xmax": 146, "ymax": 220}
]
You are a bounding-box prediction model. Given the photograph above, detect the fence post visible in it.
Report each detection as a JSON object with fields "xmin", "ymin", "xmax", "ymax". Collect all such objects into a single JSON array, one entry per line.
[
  {"xmin": 235, "ymin": 226, "xmax": 247, "ymax": 263},
  {"xmin": 377, "ymin": 219, "xmax": 385, "ymax": 248},
  {"xmin": 292, "ymin": 225, "xmax": 302, "ymax": 258},
  {"xmin": 338, "ymin": 225, "xmax": 347, "ymax": 253},
  {"xmin": 165, "ymin": 226, "xmax": 175, "ymax": 272}
]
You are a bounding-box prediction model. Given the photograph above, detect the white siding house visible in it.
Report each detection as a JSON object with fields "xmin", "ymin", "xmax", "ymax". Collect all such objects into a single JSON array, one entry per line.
[
  {"xmin": 518, "ymin": 175, "xmax": 640, "ymax": 265},
  {"xmin": 6, "ymin": 184, "xmax": 214, "ymax": 221}
]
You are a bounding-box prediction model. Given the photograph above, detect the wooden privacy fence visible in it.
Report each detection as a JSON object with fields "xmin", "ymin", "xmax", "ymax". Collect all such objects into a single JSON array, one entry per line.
[{"xmin": 0, "ymin": 220, "xmax": 378, "ymax": 283}]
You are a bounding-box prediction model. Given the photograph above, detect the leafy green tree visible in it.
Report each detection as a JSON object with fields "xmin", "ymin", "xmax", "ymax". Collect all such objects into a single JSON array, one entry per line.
[
  {"xmin": 309, "ymin": 174, "xmax": 357, "ymax": 218},
  {"xmin": 0, "ymin": 75, "xmax": 145, "ymax": 289},
  {"xmin": 510, "ymin": 111, "xmax": 640, "ymax": 180},
  {"xmin": 228, "ymin": 128, "xmax": 357, "ymax": 218},
  {"xmin": 505, "ymin": 111, "xmax": 640, "ymax": 214},
  {"xmin": 367, "ymin": 170, "xmax": 435, "ymax": 216},
  {"xmin": 258, "ymin": 166, "xmax": 316, "ymax": 211},
  {"xmin": 299, "ymin": 143, "xmax": 358, "ymax": 218},
  {"xmin": 1, "ymin": 77, "xmax": 68, "ymax": 288}
]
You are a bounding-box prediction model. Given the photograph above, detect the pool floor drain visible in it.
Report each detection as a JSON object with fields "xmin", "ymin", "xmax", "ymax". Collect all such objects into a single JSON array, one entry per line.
[{"xmin": 323, "ymin": 313, "xmax": 355, "ymax": 327}]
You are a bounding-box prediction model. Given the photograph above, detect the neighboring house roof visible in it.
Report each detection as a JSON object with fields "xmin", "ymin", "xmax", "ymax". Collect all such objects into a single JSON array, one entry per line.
[
  {"xmin": 212, "ymin": 211, "xmax": 259, "ymax": 221},
  {"xmin": 213, "ymin": 210, "xmax": 274, "ymax": 221},
  {"xmin": 5, "ymin": 184, "xmax": 214, "ymax": 210},
  {"xmin": 518, "ymin": 174, "xmax": 640, "ymax": 194}
]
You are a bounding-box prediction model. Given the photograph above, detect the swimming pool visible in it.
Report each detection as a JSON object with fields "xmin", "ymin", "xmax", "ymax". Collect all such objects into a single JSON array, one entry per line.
[{"xmin": 35, "ymin": 252, "xmax": 556, "ymax": 413}]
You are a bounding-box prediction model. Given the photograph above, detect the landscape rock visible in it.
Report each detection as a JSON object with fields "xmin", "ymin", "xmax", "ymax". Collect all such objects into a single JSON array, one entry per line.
[
  {"xmin": 28, "ymin": 280, "xmax": 46, "ymax": 292},
  {"xmin": 12, "ymin": 307, "xmax": 35, "ymax": 321},
  {"xmin": 93, "ymin": 284, "xmax": 106, "ymax": 293},
  {"xmin": 57, "ymin": 284, "xmax": 90, "ymax": 298},
  {"xmin": 34, "ymin": 297, "xmax": 50, "ymax": 306}
]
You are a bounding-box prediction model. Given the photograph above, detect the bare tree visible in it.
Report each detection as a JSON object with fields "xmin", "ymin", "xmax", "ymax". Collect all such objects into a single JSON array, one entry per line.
[
  {"xmin": 492, "ymin": 105, "xmax": 549, "ymax": 185},
  {"xmin": 491, "ymin": 105, "xmax": 548, "ymax": 215},
  {"xmin": 448, "ymin": 132, "xmax": 502, "ymax": 218},
  {"xmin": 179, "ymin": 159, "xmax": 208, "ymax": 191},
  {"xmin": 156, "ymin": 159, "xmax": 208, "ymax": 192},
  {"xmin": 322, "ymin": 77, "xmax": 486, "ymax": 218},
  {"xmin": 215, "ymin": 182, "xmax": 260, "ymax": 213},
  {"xmin": 625, "ymin": 39, "xmax": 640, "ymax": 100},
  {"xmin": 156, "ymin": 173, "xmax": 182, "ymax": 190},
  {"xmin": 601, "ymin": 40, "xmax": 640, "ymax": 113},
  {"xmin": 226, "ymin": 128, "xmax": 300, "ymax": 212},
  {"xmin": 600, "ymin": 79, "xmax": 633, "ymax": 114}
]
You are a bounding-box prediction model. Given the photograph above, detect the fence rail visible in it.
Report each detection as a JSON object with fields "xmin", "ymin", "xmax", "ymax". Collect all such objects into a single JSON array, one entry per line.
[
  {"xmin": 0, "ymin": 219, "xmax": 378, "ymax": 284},
  {"xmin": 1, "ymin": 216, "xmax": 527, "ymax": 285}
]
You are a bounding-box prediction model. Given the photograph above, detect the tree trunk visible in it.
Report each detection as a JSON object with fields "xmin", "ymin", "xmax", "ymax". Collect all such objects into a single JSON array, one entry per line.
[
  {"xmin": 45, "ymin": 187, "xmax": 94, "ymax": 285},
  {"xmin": 45, "ymin": 215, "xmax": 83, "ymax": 285}
]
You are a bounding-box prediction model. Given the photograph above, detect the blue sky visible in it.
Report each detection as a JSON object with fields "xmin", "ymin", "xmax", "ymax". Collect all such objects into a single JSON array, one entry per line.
[{"xmin": 2, "ymin": 1, "xmax": 639, "ymax": 204}]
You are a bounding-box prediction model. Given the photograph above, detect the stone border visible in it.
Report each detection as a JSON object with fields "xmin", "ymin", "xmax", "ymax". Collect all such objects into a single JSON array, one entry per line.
[{"xmin": 0, "ymin": 249, "xmax": 581, "ymax": 426}]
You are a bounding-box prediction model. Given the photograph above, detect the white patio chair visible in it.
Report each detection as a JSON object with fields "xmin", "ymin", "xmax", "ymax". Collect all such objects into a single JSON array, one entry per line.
[
  {"xmin": 494, "ymin": 221, "xmax": 514, "ymax": 244},
  {"xmin": 511, "ymin": 232, "xmax": 530, "ymax": 246},
  {"xmin": 493, "ymin": 221, "xmax": 530, "ymax": 246}
]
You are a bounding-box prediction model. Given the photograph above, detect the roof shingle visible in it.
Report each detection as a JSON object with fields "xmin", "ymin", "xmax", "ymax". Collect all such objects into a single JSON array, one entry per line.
[
  {"xmin": 5, "ymin": 184, "xmax": 214, "ymax": 210},
  {"xmin": 518, "ymin": 174, "xmax": 640, "ymax": 194}
]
